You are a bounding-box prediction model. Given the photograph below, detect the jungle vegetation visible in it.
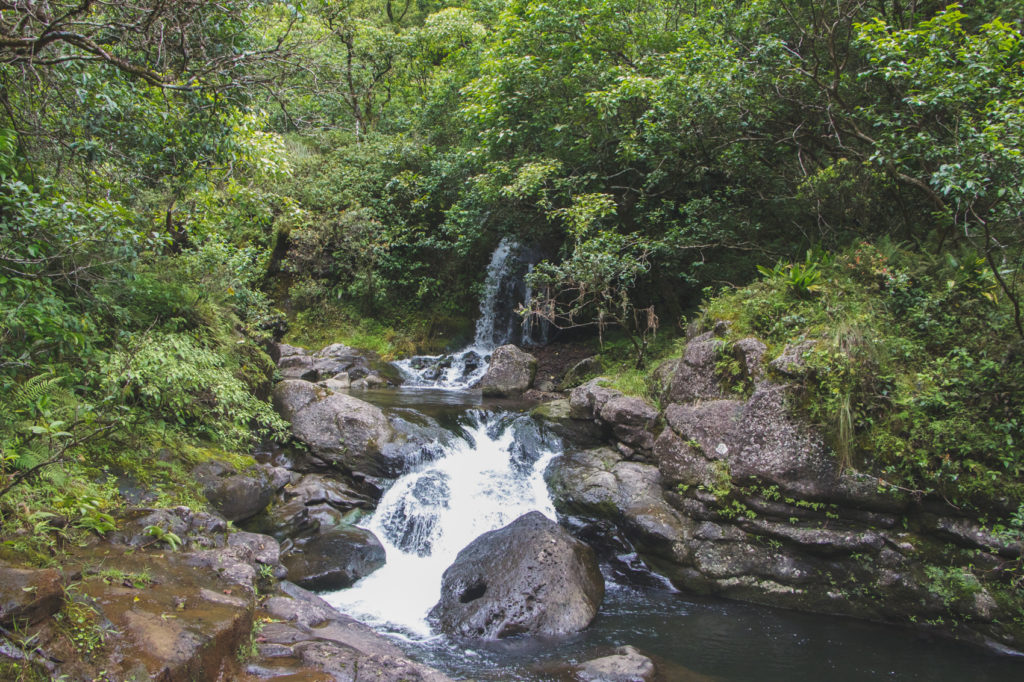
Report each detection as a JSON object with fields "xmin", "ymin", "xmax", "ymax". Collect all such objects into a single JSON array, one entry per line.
[{"xmin": 1, "ymin": 0, "xmax": 1022, "ymax": 554}]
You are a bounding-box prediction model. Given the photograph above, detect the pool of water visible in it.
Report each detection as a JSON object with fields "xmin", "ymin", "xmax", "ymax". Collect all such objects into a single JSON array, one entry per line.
[{"xmin": 393, "ymin": 578, "xmax": 1024, "ymax": 681}]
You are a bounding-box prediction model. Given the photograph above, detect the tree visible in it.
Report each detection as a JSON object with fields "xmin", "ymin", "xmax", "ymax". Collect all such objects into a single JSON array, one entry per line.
[
  {"xmin": 856, "ymin": 6, "xmax": 1024, "ymax": 336},
  {"xmin": 523, "ymin": 193, "xmax": 659, "ymax": 368}
]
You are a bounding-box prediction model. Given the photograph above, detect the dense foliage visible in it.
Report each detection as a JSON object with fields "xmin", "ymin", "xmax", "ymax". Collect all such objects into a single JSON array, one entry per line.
[{"xmin": 1, "ymin": 0, "xmax": 1022, "ymax": 552}]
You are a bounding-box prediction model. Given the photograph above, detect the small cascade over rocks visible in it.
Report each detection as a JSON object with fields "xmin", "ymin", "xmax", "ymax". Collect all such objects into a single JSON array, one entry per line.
[
  {"xmin": 395, "ymin": 238, "xmax": 548, "ymax": 389},
  {"xmin": 323, "ymin": 409, "xmax": 561, "ymax": 636}
]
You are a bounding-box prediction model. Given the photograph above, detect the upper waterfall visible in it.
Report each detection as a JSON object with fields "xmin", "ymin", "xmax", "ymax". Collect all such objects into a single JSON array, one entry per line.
[{"xmin": 394, "ymin": 238, "xmax": 547, "ymax": 389}]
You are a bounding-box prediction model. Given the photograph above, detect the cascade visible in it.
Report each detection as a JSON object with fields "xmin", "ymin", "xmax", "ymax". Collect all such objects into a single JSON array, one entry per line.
[{"xmin": 323, "ymin": 410, "xmax": 560, "ymax": 636}]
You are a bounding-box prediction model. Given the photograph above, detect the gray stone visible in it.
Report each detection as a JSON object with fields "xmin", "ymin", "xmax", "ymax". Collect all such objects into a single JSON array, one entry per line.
[
  {"xmin": 257, "ymin": 582, "xmax": 454, "ymax": 682},
  {"xmin": 574, "ymin": 645, "xmax": 656, "ymax": 682},
  {"xmin": 477, "ymin": 345, "xmax": 538, "ymax": 396},
  {"xmin": 288, "ymin": 391, "xmax": 396, "ymax": 474},
  {"xmin": 429, "ymin": 511, "xmax": 604, "ymax": 638},
  {"xmin": 654, "ymin": 332, "xmax": 727, "ymax": 404},
  {"xmin": 732, "ymin": 337, "xmax": 767, "ymax": 381},
  {"xmin": 660, "ymin": 384, "xmax": 834, "ymax": 499},
  {"xmin": 599, "ymin": 395, "xmax": 659, "ymax": 453},
  {"xmin": 546, "ymin": 449, "xmax": 692, "ymax": 554},
  {"xmin": 560, "ymin": 356, "xmax": 603, "ymax": 390},
  {"xmin": 192, "ymin": 462, "xmax": 278, "ymax": 522},
  {"xmin": 768, "ymin": 340, "xmax": 818, "ymax": 378},
  {"xmin": 271, "ymin": 343, "xmax": 307, "ymax": 363},
  {"xmin": 278, "ymin": 354, "xmax": 317, "ymax": 381},
  {"xmin": 569, "ymin": 378, "xmax": 621, "ymax": 420},
  {"xmin": 282, "ymin": 526, "xmax": 386, "ymax": 591},
  {"xmin": 272, "ymin": 379, "xmax": 323, "ymax": 421}
]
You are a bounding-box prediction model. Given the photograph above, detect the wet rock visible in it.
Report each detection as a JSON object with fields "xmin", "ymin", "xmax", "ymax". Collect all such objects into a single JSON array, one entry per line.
[
  {"xmin": 284, "ymin": 473, "xmax": 376, "ymax": 511},
  {"xmin": 574, "ymin": 645, "xmax": 656, "ymax": 682},
  {"xmin": 654, "ymin": 332, "xmax": 727, "ymax": 404},
  {"xmin": 379, "ymin": 471, "xmax": 450, "ymax": 556},
  {"xmin": 351, "ymin": 373, "xmax": 390, "ymax": 390},
  {"xmin": 192, "ymin": 461, "xmax": 282, "ymax": 522},
  {"xmin": 50, "ymin": 545, "xmax": 260, "ymax": 682},
  {"xmin": 259, "ymin": 582, "xmax": 453, "ymax": 681},
  {"xmin": 116, "ymin": 506, "xmax": 224, "ymax": 550},
  {"xmin": 186, "ymin": 531, "xmax": 288, "ymax": 588},
  {"xmin": 923, "ymin": 514, "xmax": 1024, "ymax": 558},
  {"xmin": 462, "ymin": 350, "xmax": 482, "ymax": 376},
  {"xmin": 288, "ymin": 391, "xmax": 396, "ymax": 475},
  {"xmin": 477, "ymin": 344, "xmax": 538, "ymax": 396},
  {"xmin": 282, "ymin": 526, "xmax": 386, "ymax": 591},
  {"xmin": 429, "ymin": 511, "xmax": 604, "ymax": 639},
  {"xmin": 256, "ymin": 581, "xmax": 452, "ymax": 675},
  {"xmin": 0, "ymin": 562, "xmax": 64, "ymax": 628}
]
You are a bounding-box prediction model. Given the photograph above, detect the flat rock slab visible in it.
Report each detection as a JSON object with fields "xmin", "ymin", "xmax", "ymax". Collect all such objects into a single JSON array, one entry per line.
[
  {"xmin": 0, "ymin": 562, "xmax": 64, "ymax": 628},
  {"xmin": 64, "ymin": 546, "xmax": 256, "ymax": 682}
]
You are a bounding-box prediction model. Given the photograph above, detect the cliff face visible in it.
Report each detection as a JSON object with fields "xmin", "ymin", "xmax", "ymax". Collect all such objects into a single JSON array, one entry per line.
[{"xmin": 542, "ymin": 327, "xmax": 1024, "ymax": 656}]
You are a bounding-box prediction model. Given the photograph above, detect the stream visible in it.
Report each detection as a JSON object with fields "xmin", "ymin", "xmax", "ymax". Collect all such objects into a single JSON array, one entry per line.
[
  {"xmin": 320, "ymin": 388, "xmax": 1024, "ymax": 681},
  {"xmin": 318, "ymin": 241, "xmax": 1024, "ymax": 680}
]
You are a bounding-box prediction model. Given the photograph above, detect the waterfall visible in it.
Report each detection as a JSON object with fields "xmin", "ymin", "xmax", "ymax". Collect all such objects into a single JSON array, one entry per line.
[
  {"xmin": 471, "ymin": 238, "xmax": 517, "ymax": 350},
  {"xmin": 394, "ymin": 238, "xmax": 544, "ymax": 389},
  {"xmin": 323, "ymin": 410, "xmax": 561, "ymax": 636}
]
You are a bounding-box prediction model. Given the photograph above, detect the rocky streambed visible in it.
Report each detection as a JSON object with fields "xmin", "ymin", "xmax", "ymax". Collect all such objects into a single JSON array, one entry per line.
[{"xmin": 6, "ymin": 332, "xmax": 1024, "ymax": 681}]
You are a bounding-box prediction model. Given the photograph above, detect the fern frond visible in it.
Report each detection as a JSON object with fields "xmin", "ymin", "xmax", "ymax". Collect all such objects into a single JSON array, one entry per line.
[{"xmin": 10, "ymin": 374, "xmax": 64, "ymax": 410}]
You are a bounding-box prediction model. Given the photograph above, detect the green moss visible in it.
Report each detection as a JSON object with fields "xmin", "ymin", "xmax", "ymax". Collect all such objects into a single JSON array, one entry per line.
[{"xmin": 284, "ymin": 301, "xmax": 473, "ymax": 359}]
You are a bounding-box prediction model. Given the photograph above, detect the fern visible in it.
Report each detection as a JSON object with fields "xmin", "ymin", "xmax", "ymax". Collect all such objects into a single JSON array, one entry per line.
[{"xmin": 8, "ymin": 373, "xmax": 76, "ymax": 417}]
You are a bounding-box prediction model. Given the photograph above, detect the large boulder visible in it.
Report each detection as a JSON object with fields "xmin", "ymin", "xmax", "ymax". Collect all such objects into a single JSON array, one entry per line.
[
  {"xmin": 192, "ymin": 461, "xmax": 286, "ymax": 522},
  {"xmin": 288, "ymin": 391, "xmax": 396, "ymax": 475},
  {"xmin": 429, "ymin": 511, "xmax": 604, "ymax": 639},
  {"xmin": 477, "ymin": 345, "xmax": 538, "ymax": 397},
  {"xmin": 546, "ymin": 448, "xmax": 693, "ymax": 556},
  {"xmin": 281, "ymin": 526, "xmax": 386, "ymax": 591},
  {"xmin": 272, "ymin": 379, "xmax": 323, "ymax": 421}
]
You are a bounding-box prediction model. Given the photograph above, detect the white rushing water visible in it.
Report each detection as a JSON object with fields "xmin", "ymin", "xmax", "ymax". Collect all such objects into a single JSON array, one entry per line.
[
  {"xmin": 323, "ymin": 411, "xmax": 560, "ymax": 637},
  {"xmin": 394, "ymin": 238, "xmax": 536, "ymax": 389}
]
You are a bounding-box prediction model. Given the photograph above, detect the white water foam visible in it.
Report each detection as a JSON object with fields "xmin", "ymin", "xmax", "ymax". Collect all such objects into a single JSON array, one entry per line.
[{"xmin": 323, "ymin": 411, "xmax": 559, "ymax": 637}]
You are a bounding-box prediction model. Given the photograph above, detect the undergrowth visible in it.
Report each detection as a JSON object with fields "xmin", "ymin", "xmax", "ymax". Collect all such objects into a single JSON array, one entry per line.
[{"xmin": 700, "ymin": 241, "xmax": 1024, "ymax": 510}]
